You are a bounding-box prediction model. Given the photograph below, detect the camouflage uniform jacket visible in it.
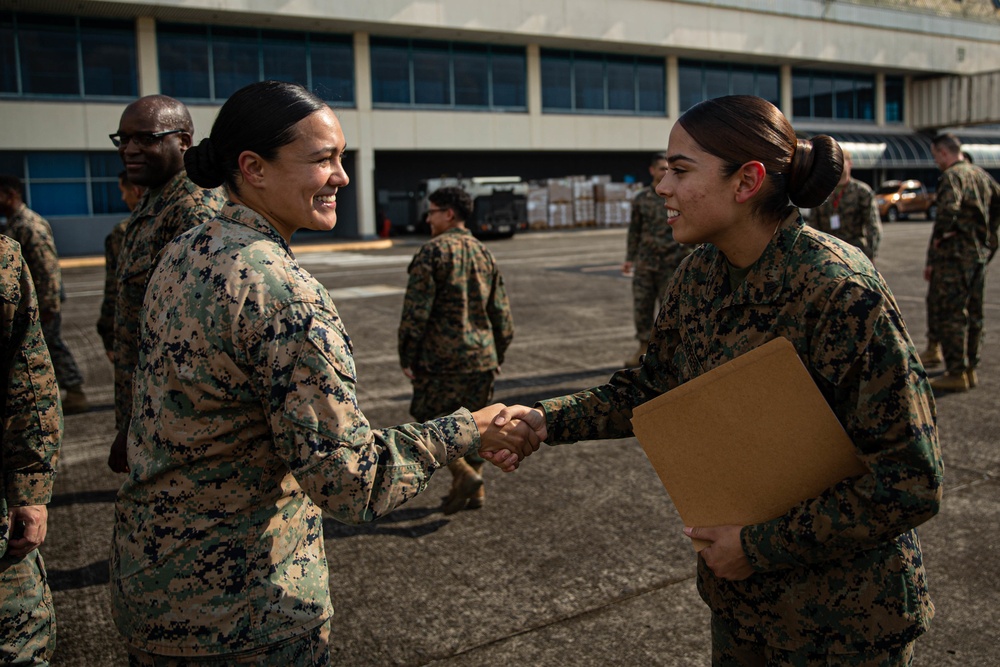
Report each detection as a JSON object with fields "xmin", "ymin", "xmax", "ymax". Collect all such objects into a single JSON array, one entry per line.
[
  {"xmin": 809, "ymin": 178, "xmax": 882, "ymax": 260},
  {"xmin": 926, "ymin": 160, "xmax": 1000, "ymax": 266},
  {"xmin": 97, "ymin": 218, "xmax": 127, "ymax": 354},
  {"xmin": 626, "ymin": 186, "xmax": 689, "ymax": 269},
  {"xmin": 1, "ymin": 236, "xmax": 62, "ymax": 559},
  {"xmin": 1, "ymin": 204, "xmax": 62, "ymax": 316},
  {"xmin": 539, "ymin": 213, "xmax": 942, "ymax": 653},
  {"xmin": 112, "ymin": 202, "xmax": 480, "ymax": 656},
  {"xmin": 399, "ymin": 227, "xmax": 513, "ymax": 374},
  {"xmin": 113, "ymin": 171, "xmax": 225, "ymax": 432}
]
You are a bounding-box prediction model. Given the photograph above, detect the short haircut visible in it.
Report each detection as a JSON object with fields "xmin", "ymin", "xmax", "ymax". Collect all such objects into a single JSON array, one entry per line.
[
  {"xmin": 0, "ymin": 174, "xmax": 24, "ymax": 197},
  {"xmin": 932, "ymin": 133, "xmax": 962, "ymax": 155},
  {"xmin": 650, "ymin": 152, "xmax": 667, "ymax": 166},
  {"xmin": 428, "ymin": 186, "xmax": 473, "ymax": 222}
]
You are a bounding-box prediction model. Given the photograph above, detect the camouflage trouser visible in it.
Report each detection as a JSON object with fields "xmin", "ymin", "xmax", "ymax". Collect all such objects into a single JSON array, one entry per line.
[
  {"xmin": 41, "ymin": 313, "xmax": 84, "ymax": 390},
  {"xmin": 632, "ymin": 262, "xmax": 676, "ymax": 342},
  {"xmin": 411, "ymin": 370, "xmax": 495, "ymax": 465},
  {"xmin": 929, "ymin": 260, "xmax": 986, "ymax": 374},
  {"xmin": 0, "ymin": 550, "xmax": 56, "ymax": 666},
  {"xmin": 711, "ymin": 615, "xmax": 914, "ymax": 666},
  {"xmin": 126, "ymin": 619, "xmax": 331, "ymax": 666}
]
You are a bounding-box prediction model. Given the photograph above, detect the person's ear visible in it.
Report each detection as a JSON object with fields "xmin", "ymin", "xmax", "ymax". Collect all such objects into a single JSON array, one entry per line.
[
  {"xmin": 734, "ymin": 161, "xmax": 766, "ymax": 204},
  {"xmin": 238, "ymin": 150, "xmax": 266, "ymax": 188},
  {"xmin": 177, "ymin": 131, "xmax": 194, "ymax": 152}
]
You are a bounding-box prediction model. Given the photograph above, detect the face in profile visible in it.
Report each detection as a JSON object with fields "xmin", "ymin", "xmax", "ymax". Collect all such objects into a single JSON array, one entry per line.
[
  {"xmin": 655, "ymin": 123, "xmax": 742, "ymax": 248},
  {"xmin": 256, "ymin": 107, "xmax": 350, "ymax": 242}
]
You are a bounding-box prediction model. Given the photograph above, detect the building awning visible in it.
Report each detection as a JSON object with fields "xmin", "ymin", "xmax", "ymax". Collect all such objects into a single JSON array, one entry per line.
[{"xmin": 815, "ymin": 131, "xmax": 1000, "ymax": 170}]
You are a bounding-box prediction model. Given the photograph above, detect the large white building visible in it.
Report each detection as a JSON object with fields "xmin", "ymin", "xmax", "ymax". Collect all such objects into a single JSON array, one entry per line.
[{"xmin": 2, "ymin": 0, "xmax": 999, "ymax": 255}]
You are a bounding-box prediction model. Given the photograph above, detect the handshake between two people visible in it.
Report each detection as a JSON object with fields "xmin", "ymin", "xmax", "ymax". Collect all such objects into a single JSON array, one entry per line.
[{"xmin": 470, "ymin": 404, "xmax": 548, "ymax": 473}]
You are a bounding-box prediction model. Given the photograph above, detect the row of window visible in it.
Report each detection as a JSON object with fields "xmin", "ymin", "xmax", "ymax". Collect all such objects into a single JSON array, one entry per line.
[
  {"xmin": 0, "ymin": 152, "xmax": 130, "ymax": 218},
  {"xmin": 1, "ymin": 11, "xmax": 905, "ymax": 122}
]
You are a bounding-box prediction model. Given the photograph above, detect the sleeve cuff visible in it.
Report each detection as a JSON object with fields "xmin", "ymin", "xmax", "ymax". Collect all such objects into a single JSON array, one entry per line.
[{"xmin": 5, "ymin": 472, "xmax": 56, "ymax": 507}]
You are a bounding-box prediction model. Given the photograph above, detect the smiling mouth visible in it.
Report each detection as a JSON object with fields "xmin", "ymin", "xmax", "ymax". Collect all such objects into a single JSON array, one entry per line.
[
  {"xmin": 666, "ymin": 208, "xmax": 680, "ymax": 219},
  {"xmin": 314, "ymin": 194, "xmax": 337, "ymax": 205}
]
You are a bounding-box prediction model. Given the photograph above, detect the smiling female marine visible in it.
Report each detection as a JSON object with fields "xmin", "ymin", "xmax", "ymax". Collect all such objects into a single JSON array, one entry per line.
[{"xmin": 110, "ymin": 80, "xmax": 537, "ymax": 666}]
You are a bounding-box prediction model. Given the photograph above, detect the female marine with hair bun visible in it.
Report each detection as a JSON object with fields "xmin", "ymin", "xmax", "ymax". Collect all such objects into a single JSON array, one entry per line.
[
  {"xmin": 493, "ymin": 96, "xmax": 942, "ymax": 664},
  {"xmin": 110, "ymin": 80, "xmax": 536, "ymax": 664}
]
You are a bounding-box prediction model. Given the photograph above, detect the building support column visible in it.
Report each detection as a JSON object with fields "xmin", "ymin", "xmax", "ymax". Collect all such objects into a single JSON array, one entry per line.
[
  {"xmin": 135, "ymin": 17, "xmax": 160, "ymax": 96},
  {"xmin": 667, "ymin": 55, "xmax": 679, "ymax": 120},
  {"xmin": 780, "ymin": 64, "xmax": 793, "ymax": 120},
  {"xmin": 875, "ymin": 72, "xmax": 886, "ymax": 126},
  {"xmin": 527, "ymin": 44, "xmax": 543, "ymax": 144},
  {"xmin": 353, "ymin": 32, "xmax": 376, "ymax": 238}
]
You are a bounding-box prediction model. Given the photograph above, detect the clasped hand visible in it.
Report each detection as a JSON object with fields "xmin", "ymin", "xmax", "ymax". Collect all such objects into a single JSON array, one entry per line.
[{"xmin": 471, "ymin": 404, "xmax": 548, "ymax": 472}]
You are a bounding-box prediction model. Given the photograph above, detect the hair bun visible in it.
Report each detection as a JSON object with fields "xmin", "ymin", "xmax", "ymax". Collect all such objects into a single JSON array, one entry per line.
[
  {"xmin": 184, "ymin": 137, "xmax": 225, "ymax": 189},
  {"xmin": 787, "ymin": 135, "xmax": 844, "ymax": 209}
]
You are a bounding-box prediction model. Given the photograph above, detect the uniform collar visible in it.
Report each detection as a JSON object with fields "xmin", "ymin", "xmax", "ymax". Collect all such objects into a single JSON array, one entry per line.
[{"xmin": 217, "ymin": 201, "xmax": 294, "ymax": 256}]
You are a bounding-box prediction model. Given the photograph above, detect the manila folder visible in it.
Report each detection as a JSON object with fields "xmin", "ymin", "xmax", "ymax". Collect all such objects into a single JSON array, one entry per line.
[{"xmin": 630, "ymin": 336, "xmax": 866, "ymax": 551}]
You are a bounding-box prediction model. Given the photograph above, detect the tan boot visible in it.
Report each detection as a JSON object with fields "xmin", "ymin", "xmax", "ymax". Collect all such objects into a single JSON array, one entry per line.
[
  {"xmin": 624, "ymin": 340, "xmax": 648, "ymax": 367},
  {"xmin": 918, "ymin": 342, "xmax": 943, "ymax": 368},
  {"xmin": 966, "ymin": 368, "xmax": 978, "ymax": 389},
  {"xmin": 466, "ymin": 462, "xmax": 486, "ymax": 510},
  {"xmin": 929, "ymin": 371, "xmax": 969, "ymax": 393},
  {"xmin": 441, "ymin": 460, "xmax": 483, "ymax": 515},
  {"xmin": 62, "ymin": 386, "xmax": 90, "ymax": 415}
]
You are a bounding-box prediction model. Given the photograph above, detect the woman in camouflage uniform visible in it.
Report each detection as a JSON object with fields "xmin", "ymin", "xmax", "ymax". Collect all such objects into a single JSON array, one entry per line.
[
  {"xmin": 492, "ymin": 96, "xmax": 942, "ymax": 666},
  {"xmin": 110, "ymin": 81, "xmax": 534, "ymax": 665}
]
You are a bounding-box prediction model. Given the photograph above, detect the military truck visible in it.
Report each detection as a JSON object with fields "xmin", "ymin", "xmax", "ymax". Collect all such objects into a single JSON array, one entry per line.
[{"xmin": 415, "ymin": 176, "xmax": 528, "ymax": 238}]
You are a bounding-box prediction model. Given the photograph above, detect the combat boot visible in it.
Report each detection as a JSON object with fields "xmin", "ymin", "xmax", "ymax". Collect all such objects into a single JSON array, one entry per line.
[
  {"xmin": 929, "ymin": 371, "xmax": 969, "ymax": 393},
  {"xmin": 966, "ymin": 368, "xmax": 978, "ymax": 389},
  {"xmin": 918, "ymin": 341, "xmax": 943, "ymax": 368},
  {"xmin": 624, "ymin": 339, "xmax": 648, "ymax": 368},
  {"xmin": 466, "ymin": 462, "xmax": 486, "ymax": 510},
  {"xmin": 63, "ymin": 386, "xmax": 90, "ymax": 414},
  {"xmin": 441, "ymin": 459, "xmax": 483, "ymax": 515}
]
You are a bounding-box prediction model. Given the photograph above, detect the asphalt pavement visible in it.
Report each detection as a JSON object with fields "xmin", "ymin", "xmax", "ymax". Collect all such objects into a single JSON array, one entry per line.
[{"xmin": 43, "ymin": 222, "xmax": 999, "ymax": 666}]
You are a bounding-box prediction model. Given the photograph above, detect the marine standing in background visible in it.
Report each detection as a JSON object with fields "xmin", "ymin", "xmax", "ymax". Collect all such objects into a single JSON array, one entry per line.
[
  {"xmin": 622, "ymin": 152, "xmax": 691, "ymax": 367},
  {"xmin": 399, "ymin": 187, "xmax": 514, "ymax": 514},
  {"xmin": 1, "ymin": 235, "xmax": 63, "ymax": 665},
  {"xmin": 0, "ymin": 174, "xmax": 89, "ymax": 415},
  {"xmin": 96, "ymin": 171, "xmax": 145, "ymax": 362},
  {"xmin": 106, "ymin": 95, "xmax": 226, "ymax": 473},
  {"xmin": 808, "ymin": 148, "xmax": 883, "ymax": 260},
  {"xmin": 923, "ymin": 133, "xmax": 1000, "ymax": 393}
]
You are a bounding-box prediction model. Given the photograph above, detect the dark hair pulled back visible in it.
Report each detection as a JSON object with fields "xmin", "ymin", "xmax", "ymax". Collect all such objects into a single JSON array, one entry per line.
[
  {"xmin": 677, "ymin": 95, "xmax": 843, "ymax": 218},
  {"xmin": 184, "ymin": 80, "xmax": 329, "ymax": 193}
]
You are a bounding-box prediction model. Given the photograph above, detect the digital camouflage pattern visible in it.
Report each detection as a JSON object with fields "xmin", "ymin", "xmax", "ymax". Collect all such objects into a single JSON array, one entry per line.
[
  {"xmin": 97, "ymin": 218, "xmax": 128, "ymax": 354},
  {"xmin": 627, "ymin": 186, "xmax": 692, "ymax": 341},
  {"xmin": 809, "ymin": 178, "xmax": 883, "ymax": 260},
  {"xmin": 398, "ymin": 227, "xmax": 513, "ymax": 375},
  {"xmin": 113, "ymin": 170, "xmax": 225, "ymax": 433},
  {"xmin": 112, "ymin": 203, "xmax": 480, "ymax": 657},
  {"xmin": 1, "ymin": 235, "xmax": 61, "ymax": 664},
  {"xmin": 925, "ymin": 160, "xmax": 1000, "ymax": 374},
  {"xmin": 2, "ymin": 203, "xmax": 85, "ymax": 390},
  {"xmin": 540, "ymin": 213, "xmax": 942, "ymax": 653}
]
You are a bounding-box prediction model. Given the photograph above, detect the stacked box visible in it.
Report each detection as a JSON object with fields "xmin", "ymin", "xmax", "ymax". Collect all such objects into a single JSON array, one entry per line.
[
  {"xmin": 546, "ymin": 179, "xmax": 573, "ymax": 204},
  {"xmin": 572, "ymin": 180, "xmax": 596, "ymax": 227},
  {"xmin": 594, "ymin": 182, "xmax": 630, "ymax": 202},
  {"xmin": 527, "ymin": 186, "xmax": 548, "ymax": 230},
  {"xmin": 548, "ymin": 202, "xmax": 573, "ymax": 228},
  {"xmin": 596, "ymin": 200, "xmax": 632, "ymax": 227}
]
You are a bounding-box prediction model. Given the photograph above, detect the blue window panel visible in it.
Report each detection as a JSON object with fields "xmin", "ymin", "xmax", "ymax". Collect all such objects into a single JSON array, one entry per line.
[
  {"xmin": 311, "ymin": 36, "xmax": 354, "ymax": 105},
  {"xmin": 262, "ymin": 31, "xmax": 308, "ymax": 87},
  {"xmin": 29, "ymin": 182, "xmax": 88, "ymax": 217},
  {"xmin": 371, "ymin": 39, "xmax": 410, "ymax": 104},
  {"xmin": 213, "ymin": 27, "xmax": 260, "ymax": 99},
  {"xmin": 491, "ymin": 48, "xmax": 525, "ymax": 109},
  {"xmin": 856, "ymin": 76, "xmax": 875, "ymax": 120},
  {"xmin": 885, "ymin": 76, "xmax": 904, "ymax": 123},
  {"xmin": 792, "ymin": 73, "xmax": 812, "ymax": 118},
  {"xmin": 0, "ymin": 152, "xmax": 24, "ymax": 177},
  {"xmin": 731, "ymin": 68, "xmax": 755, "ymax": 97},
  {"xmin": 412, "ymin": 41, "xmax": 450, "ymax": 105},
  {"xmin": 158, "ymin": 24, "xmax": 211, "ymax": 99},
  {"xmin": 18, "ymin": 14, "xmax": 78, "ymax": 95},
  {"xmin": 0, "ymin": 13, "xmax": 16, "ymax": 94},
  {"xmin": 89, "ymin": 153, "xmax": 123, "ymax": 180},
  {"xmin": 704, "ymin": 66, "xmax": 729, "ymax": 101},
  {"xmin": 541, "ymin": 51, "xmax": 571, "ymax": 110},
  {"xmin": 574, "ymin": 54, "xmax": 604, "ymax": 111},
  {"xmin": 636, "ymin": 59, "xmax": 664, "ymax": 114},
  {"xmin": 678, "ymin": 62, "xmax": 703, "ymax": 112},
  {"xmin": 607, "ymin": 57, "xmax": 634, "ymax": 111},
  {"xmin": 80, "ymin": 20, "xmax": 137, "ymax": 97},
  {"xmin": 453, "ymin": 45, "xmax": 489, "ymax": 107},
  {"xmin": 27, "ymin": 153, "xmax": 86, "ymax": 179},
  {"xmin": 757, "ymin": 71, "xmax": 780, "ymax": 108},
  {"xmin": 92, "ymin": 180, "xmax": 130, "ymax": 215},
  {"xmin": 833, "ymin": 74, "xmax": 856, "ymax": 119},
  {"xmin": 812, "ymin": 74, "xmax": 833, "ymax": 118}
]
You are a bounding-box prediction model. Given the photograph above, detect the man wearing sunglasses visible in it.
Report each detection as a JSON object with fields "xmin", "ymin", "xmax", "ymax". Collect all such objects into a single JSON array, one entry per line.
[{"xmin": 106, "ymin": 96, "xmax": 225, "ymax": 474}]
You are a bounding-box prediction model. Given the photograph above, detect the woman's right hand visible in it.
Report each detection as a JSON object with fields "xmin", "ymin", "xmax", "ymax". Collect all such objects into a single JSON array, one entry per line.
[{"xmin": 478, "ymin": 405, "xmax": 548, "ymax": 471}]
